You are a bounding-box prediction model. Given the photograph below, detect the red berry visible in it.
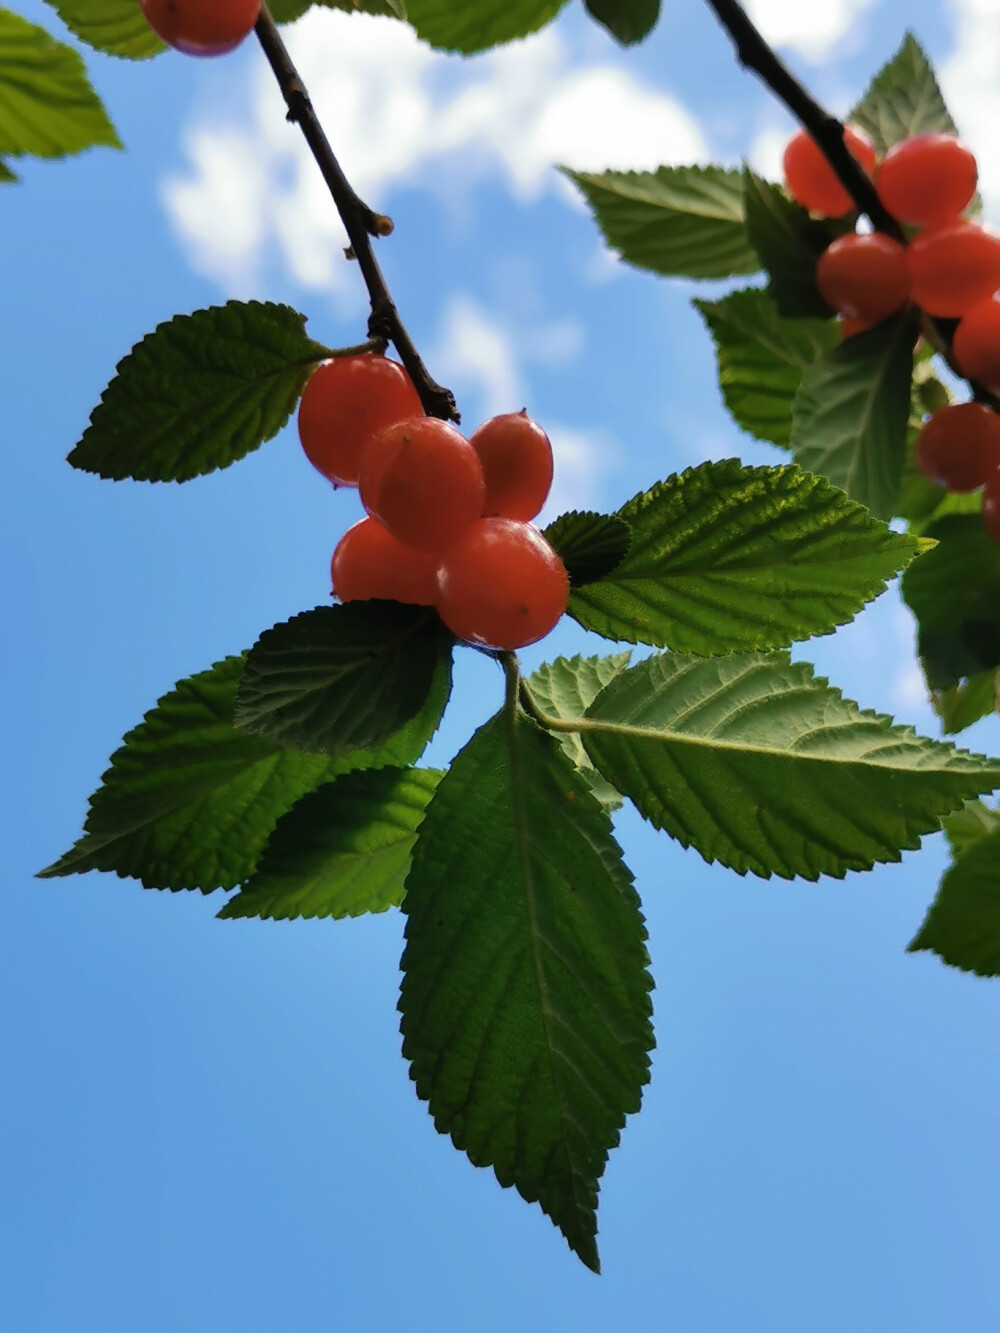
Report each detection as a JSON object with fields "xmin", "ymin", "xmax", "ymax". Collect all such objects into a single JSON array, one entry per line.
[
  {"xmin": 839, "ymin": 315, "xmax": 875, "ymax": 339},
  {"xmin": 330, "ymin": 518, "xmax": 438, "ymax": 606},
  {"xmin": 141, "ymin": 0, "xmax": 261, "ymax": 54},
  {"xmin": 298, "ymin": 355, "xmax": 423, "ymax": 488},
  {"xmin": 435, "ymin": 518, "xmax": 569, "ymax": 650},
  {"xmin": 983, "ymin": 471, "xmax": 1000, "ymax": 543},
  {"xmin": 470, "ymin": 411, "xmax": 553, "ymax": 521},
  {"xmin": 915, "ymin": 402, "xmax": 1000, "ymax": 491},
  {"xmin": 816, "ymin": 233, "xmax": 910, "ymax": 322},
  {"xmin": 953, "ymin": 297, "xmax": 1000, "ymax": 390},
  {"xmin": 907, "ymin": 221, "xmax": 1000, "ymax": 317},
  {"xmin": 783, "ymin": 125, "xmax": 877, "ymax": 217},
  {"xmin": 359, "ymin": 417, "xmax": 485, "ymax": 553},
  {"xmin": 875, "ymin": 134, "xmax": 978, "ymax": 227}
]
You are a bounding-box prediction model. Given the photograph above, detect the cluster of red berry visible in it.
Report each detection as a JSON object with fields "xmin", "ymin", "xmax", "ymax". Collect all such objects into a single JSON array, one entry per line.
[
  {"xmin": 783, "ymin": 127, "xmax": 1000, "ymax": 542},
  {"xmin": 298, "ymin": 356, "xmax": 570, "ymax": 651},
  {"xmin": 141, "ymin": 0, "xmax": 262, "ymax": 56}
]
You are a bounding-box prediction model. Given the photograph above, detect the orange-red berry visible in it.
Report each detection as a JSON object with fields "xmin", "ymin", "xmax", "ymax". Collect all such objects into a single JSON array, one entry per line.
[
  {"xmin": 359, "ymin": 417, "xmax": 485, "ymax": 553},
  {"xmin": 330, "ymin": 517, "xmax": 438, "ymax": 606},
  {"xmin": 470, "ymin": 411, "xmax": 553, "ymax": 521},
  {"xmin": 953, "ymin": 297, "xmax": 1000, "ymax": 390},
  {"xmin": 435, "ymin": 518, "xmax": 570, "ymax": 650},
  {"xmin": 875, "ymin": 134, "xmax": 978, "ymax": 227},
  {"xmin": 298, "ymin": 355, "xmax": 423, "ymax": 488},
  {"xmin": 907, "ymin": 221, "xmax": 1000, "ymax": 317},
  {"xmin": 783, "ymin": 125, "xmax": 877, "ymax": 217},
  {"xmin": 838, "ymin": 314, "xmax": 876, "ymax": 339},
  {"xmin": 816, "ymin": 233, "xmax": 910, "ymax": 322},
  {"xmin": 915, "ymin": 402, "xmax": 1000, "ymax": 491},
  {"xmin": 141, "ymin": 0, "xmax": 261, "ymax": 55}
]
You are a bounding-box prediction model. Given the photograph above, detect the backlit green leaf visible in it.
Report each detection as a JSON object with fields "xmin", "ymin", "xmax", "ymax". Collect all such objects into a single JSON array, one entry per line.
[
  {"xmin": 405, "ymin": 0, "xmax": 567, "ymax": 52},
  {"xmin": 543, "ymin": 510, "xmax": 631, "ymax": 587},
  {"xmin": 851, "ymin": 32, "xmax": 958, "ymax": 155},
  {"xmin": 908, "ymin": 825, "xmax": 1000, "ymax": 976},
  {"xmin": 932, "ymin": 672, "xmax": 999, "ymax": 736},
  {"xmin": 742, "ymin": 169, "xmax": 844, "ymax": 318},
  {"xmin": 44, "ymin": 0, "xmax": 165, "ymax": 58}
]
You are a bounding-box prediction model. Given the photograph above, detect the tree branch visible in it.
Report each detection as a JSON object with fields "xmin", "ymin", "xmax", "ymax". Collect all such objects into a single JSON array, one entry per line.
[{"xmin": 253, "ymin": 5, "xmax": 458, "ymax": 422}]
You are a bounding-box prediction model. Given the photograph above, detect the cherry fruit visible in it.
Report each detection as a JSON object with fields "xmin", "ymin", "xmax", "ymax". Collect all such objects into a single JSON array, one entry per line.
[
  {"xmin": 915, "ymin": 402, "xmax": 1000, "ymax": 491},
  {"xmin": 470, "ymin": 411, "xmax": 553, "ymax": 521},
  {"xmin": 907, "ymin": 221, "xmax": 1000, "ymax": 317},
  {"xmin": 783, "ymin": 125, "xmax": 877, "ymax": 217},
  {"xmin": 953, "ymin": 298, "xmax": 1000, "ymax": 390},
  {"xmin": 141, "ymin": 0, "xmax": 261, "ymax": 55},
  {"xmin": 875, "ymin": 134, "xmax": 977, "ymax": 227},
  {"xmin": 816, "ymin": 233, "xmax": 910, "ymax": 322},
  {"xmin": 298, "ymin": 355, "xmax": 423, "ymax": 488},
  {"xmin": 331, "ymin": 518, "xmax": 438, "ymax": 606}
]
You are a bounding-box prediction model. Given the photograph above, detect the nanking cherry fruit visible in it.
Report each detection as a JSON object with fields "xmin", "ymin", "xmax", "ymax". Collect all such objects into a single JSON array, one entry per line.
[
  {"xmin": 915, "ymin": 402, "xmax": 1000, "ymax": 491},
  {"xmin": 359, "ymin": 417, "xmax": 485, "ymax": 553},
  {"xmin": 783, "ymin": 125, "xmax": 877, "ymax": 216},
  {"xmin": 470, "ymin": 411, "xmax": 553, "ymax": 521},
  {"xmin": 331, "ymin": 517, "xmax": 438, "ymax": 606},
  {"xmin": 435, "ymin": 518, "xmax": 570, "ymax": 651},
  {"xmin": 141, "ymin": 0, "xmax": 261, "ymax": 55},
  {"xmin": 953, "ymin": 298, "xmax": 1000, "ymax": 390},
  {"xmin": 907, "ymin": 221, "xmax": 1000, "ymax": 317},
  {"xmin": 875, "ymin": 134, "xmax": 978, "ymax": 227},
  {"xmin": 298, "ymin": 354, "xmax": 423, "ymax": 488},
  {"xmin": 816, "ymin": 233, "xmax": 910, "ymax": 322}
]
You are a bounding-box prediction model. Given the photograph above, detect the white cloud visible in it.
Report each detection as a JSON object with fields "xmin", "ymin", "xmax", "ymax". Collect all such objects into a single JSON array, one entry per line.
[
  {"xmin": 940, "ymin": 0, "xmax": 1000, "ymax": 215},
  {"xmin": 161, "ymin": 10, "xmax": 707, "ymax": 297},
  {"xmin": 743, "ymin": 0, "xmax": 875, "ymax": 63}
]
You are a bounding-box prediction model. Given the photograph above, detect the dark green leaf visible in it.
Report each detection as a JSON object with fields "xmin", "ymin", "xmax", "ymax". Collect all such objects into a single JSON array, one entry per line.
[
  {"xmin": 69, "ymin": 301, "xmax": 330, "ymax": 483},
  {"xmin": 694, "ymin": 287, "xmax": 839, "ymax": 448},
  {"xmin": 743, "ymin": 169, "xmax": 846, "ymax": 318},
  {"xmin": 220, "ymin": 767, "xmax": 441, "ymax": 921},
  {"xmin": 543, "ymin": 510, "xmax": 631, "ymax": 587},
  {"xmin": 405, "ymin": 0, "xmax": 568, "ymax": 52},
  {"xmin": 851, "ymin": 32, "xmax": 958, "ymax": 155},
  {"xmin": 908, "ymin": 826, "xmax": 1000, "ymax": 976},
  {"xmin": 582, "ymin": 652, "xmax": 1000, "ymax": 881},
  {"xmin": 400, "ymin": 708, "xmax": 653, "ymax": 1272},
  {"xmin": 943, "ymin": 799, "xmax": 1000, "ymax": 859},
  {"xmin": 526, "ymin": 653, "xmax": 632, "ymax": 809},
  {"xmin": 236, "ymin": 602, "xmax": 452, "ymax": 758},
  {"xmin": 584, "ymin": 0, "xmax": 660, "ymax": 45},
  {"xmin": 0, "ymin": 155, "xmax": 16, "ymax": 181},
  {"xmin": 567, "ymin": 459, "xmax": 920, "ymax": 652},
  {"xmin": 565, "ymin": 164, "xmax": 759, "ymax": 280},
  {"xmin": 44, "ymin": 0, "xmax": 165, "ymax": 58},
  {"xmin": 902, "ymin": 515, "xmax": 1000, "ymax": 692},
  {"xmin": 0, "ymin": 8, "xmax": 120, "ymax": 157},
  {"xmin": 932, "ymin": 672, "xmax": 999, "ymax": 736},
  {"xmin": 789, "ymin": 315, "xmax": 915, "ymax": 519},
  {"xmin": 269, "ymin": 0, "xmax": 405, "ymax": 21}
]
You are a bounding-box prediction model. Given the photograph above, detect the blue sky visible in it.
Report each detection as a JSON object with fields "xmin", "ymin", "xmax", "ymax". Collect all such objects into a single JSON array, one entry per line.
[{"xmin": 4, "ymin": 0, "xmax": 1000, "ymax": 1327}]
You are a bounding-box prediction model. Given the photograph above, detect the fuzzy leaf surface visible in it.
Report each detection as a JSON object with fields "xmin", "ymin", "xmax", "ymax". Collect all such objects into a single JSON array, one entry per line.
[
  {"xmin": 400, "ymin": 709, "xmax": 653, "ymax": 1272},
  {"xmin": 567, "ymin": 459, "xmax": 920, "ymax": 652},
  {"xmin": 220, "ymin": 767, "xmax": 441, "ymax": 921},
  {"xmin": 583, "ymin": 0, "xmax": 659, "ymax": 44},
  {"xmin": 742, "ymin": 169, "xmax": 842, "ymax": 318},
  {"xmin": 405, "ymin": 0, "xmax": 567, "ymax": 52},
  {"xmin": 544, "ymin": 510, "xmax": 631, "ymax": 587},
  {"xmin": 565, "ymin": 165, "xmax": 759, "ymax": 280},
  {"xmin": 851, "ymin": 32, "xmax": 958, "ymax": 154},
  {"xmin": 527, "ymin": 654, "xmax": 632, "ymax": 809},
  {"xmin": 695, "ymin": 288, "xmax": 838, "ymax": 448},
  {"xmin": 908, "ymin": 826, "xmax": 1000, "ymax": 976},
  {"xmin": 790, "ymin": 316, "xmax": 914, "ymax": 519},
  {"xmin": 0, "ymin": 8, "xmax": 120, "ymax": 157},
  {"xmin": 236, "ymin": 602, "xmax": 452, "ymax": 758},
  {"xmin": 582, "ymin": 652, "xmax": 1000, "ymax": 881},
  {"xmin": 69, "ymin": 301, "xmax": 330, "ymax": 482},
  {"xmin": 902, "ymin": 515, "xmax": 1000, "ymax": 692}
]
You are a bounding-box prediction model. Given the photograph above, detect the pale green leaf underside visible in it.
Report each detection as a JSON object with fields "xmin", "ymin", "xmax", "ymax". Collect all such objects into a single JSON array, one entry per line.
[
  {"xmin": 567, "ymin": 459, "xmax": 920, "ymax": 653},
  {"xmin": 527, "ymin": 654, "xmax": 632, "ymax": 809},
  {"xmin": 565, "ymin": 164, "xmax": 759, "ymax": 280},
  {"xmin": 851, "ymin": 32, "xmax": 958, "ymax": 155},
  {"xmin": 69, "ymin": 301, "xmax": 330, "ymax": 483},
  {"xmin": 405, "ymin": 0, "xmax": 567, "ymax": 52},
  {"xmin": 44, "ymin": 0, "xmax": 165, "ymax": 58},
  {"xmin": 0, "ymin": 8, "xmax": 120, "ymax": 157},
  {"xmin": 909, "ymin": 826, "xmax": 1000, "ymax": 976},
  {"xmin": 695, "ymin": 288, "xmax": 838, "ymax": 449},
  {"xmin": 400, "ymin": 710, "xmax": 653, "ymax": 1272},
  {"xmin": 582, "ymin": 652, "xmax": 1000, "ymax": 881},
  {"xmin": 220, "ymin": 767, "xmax": 442, "ymax": 921}
]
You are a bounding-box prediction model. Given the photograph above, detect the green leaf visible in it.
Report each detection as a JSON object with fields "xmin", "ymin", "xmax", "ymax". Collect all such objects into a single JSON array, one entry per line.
[
  {"xmin": 219, "ymin": 767, "xmax": 441, "ymax": 921},
  {"xmin": 44, "ymin": 0, "xmax": 165, "ymax": 58},
  {"xmin": 932, "ymin": 672, "xmax": 999, "ymax": 736},
  {"xmin": 694, "ymin": 288, "xmax": 839, "ymax": 449},
  {"xmin": 901, "ymin": 515, "xmax": 1000, "ymax": 692},
  {"xmin": 0, "ymin": 155, "xmax": 16, "ymax": 181},
  {"xmin": 564, "ymin": 165, "xmax": 760, "ymax": 280},
  {"xmin": 68, "ymin": 301, "xmax": 330, "ymax": 483},
  {"xmin": 943, "ymin": 799, "xmax": 1000, "ymax": 859},
  {"xmin": 39, "ymin": 649, "xmax": 450, "ymax": 891},
  {"xmin": 789, "ymin": 315, "xmax": 915, "ymax": 519},
  {"xmin": 850, "ymin": 33, "xmax": 958, "ymax": 155},
  {"xmin": 566, "ymin": 459, "xmax": 920, "ymax": 653},
  {"xmin": 742, "ymin": 169, "xmax": 845, "ymax": 319},
  {"xmin": 399, "ymin": 708, "xmax": 653, "ymax": 1272},
  {"xmin": 543, "ymin": 510, "xmax": 631, "ymax": 587},
  {"xmin": 0, "ymin": 8, "xmax": 120, "ymax": 158},
  {"xmin": 404, "ymin": 0, "xmax": 567, "ymax": 52},
  {"xmin": 269, "ymin": 0, "xmax": 405, "ymax": 21},
  {"xmin": 526, "ymin": 654, "xmax": 632, "ymax": 809},
  {"xmin": 584, "ymin": 0, "xmax": 660, "ymax": 45},
  {"xmin": 581, "ymin": 651, "xmax": 1000, "ymax": 881},
  {"xmin": 908, "ymin": 826, "xmax": 1000, "ymax": 976},
  {"xmin": 236, "ymin": 602, "xmax": 452, "ymax": 758}
]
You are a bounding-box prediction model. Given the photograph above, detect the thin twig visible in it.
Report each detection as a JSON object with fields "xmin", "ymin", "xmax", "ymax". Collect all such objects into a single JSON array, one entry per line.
[{"xmin": 253, "ymin": 5, "xmax": 458, "ymax": 422}]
